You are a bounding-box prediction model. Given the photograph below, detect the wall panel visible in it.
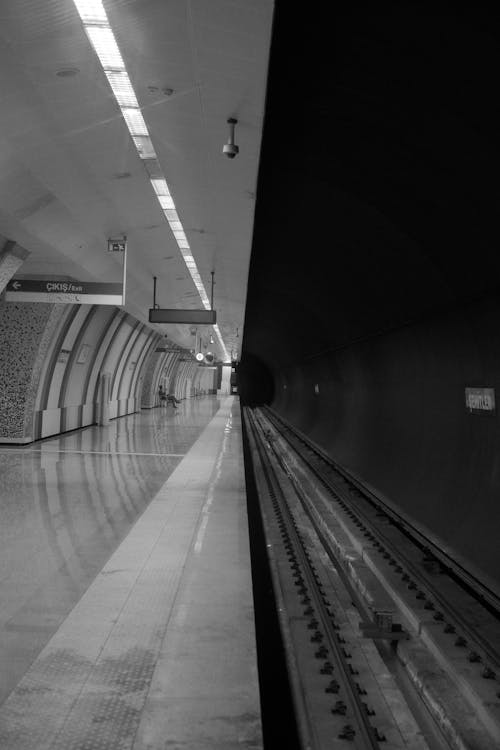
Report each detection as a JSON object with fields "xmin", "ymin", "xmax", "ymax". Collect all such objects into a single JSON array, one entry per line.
[
  {"xmin": 84, "ymin": 309, "xmax": 123, "ymax": 408},
  {"xmin": 132, "ymin": 333, "xmax": 158, "ymax": 404}
]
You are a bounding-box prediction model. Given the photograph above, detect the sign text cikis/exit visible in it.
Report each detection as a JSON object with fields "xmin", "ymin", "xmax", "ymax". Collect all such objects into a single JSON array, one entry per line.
[
  {"xmin": 6, "ymin": 237, "xmax": 127, "ymax": 306},
  {"xmin": 6, "ymin": 279, "xmax": 124, "ymax": 305}
]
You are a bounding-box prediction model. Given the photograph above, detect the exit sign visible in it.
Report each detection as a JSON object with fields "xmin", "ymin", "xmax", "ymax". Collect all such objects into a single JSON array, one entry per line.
[{"xmin": 108, "ymin": 238, "xmax": 126, "ymax": 252}]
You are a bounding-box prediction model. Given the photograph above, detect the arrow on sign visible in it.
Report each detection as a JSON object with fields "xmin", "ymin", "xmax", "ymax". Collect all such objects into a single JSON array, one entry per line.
[{"xmin": 12, "ymin": 281, "xmax": 21, "ymax": 290}]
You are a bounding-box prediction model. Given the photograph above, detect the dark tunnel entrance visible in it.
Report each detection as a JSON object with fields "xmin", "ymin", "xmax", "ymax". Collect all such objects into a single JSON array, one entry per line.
[{"xmin": 237, "ymin": 354, "xmax": 275, "ymax": 407}]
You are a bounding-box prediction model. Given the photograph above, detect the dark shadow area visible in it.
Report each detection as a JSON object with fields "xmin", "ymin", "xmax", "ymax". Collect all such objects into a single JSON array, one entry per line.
[
  {"xmin": 237, "ymin": 353, "xmax": 274, "ymax": 406},
  {"xmin": 241, "ymin": 414, "xmax": 301, "ymax": 750}
]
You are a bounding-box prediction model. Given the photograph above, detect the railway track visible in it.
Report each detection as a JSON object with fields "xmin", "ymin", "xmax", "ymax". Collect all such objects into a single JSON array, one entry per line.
[
  {"xmin": 262, "ymin": 407, "xmax": 500, "ymax": 664},
  {"xmin": 243, "ymin": 406, "xmax": 500, "ymax": 750}
]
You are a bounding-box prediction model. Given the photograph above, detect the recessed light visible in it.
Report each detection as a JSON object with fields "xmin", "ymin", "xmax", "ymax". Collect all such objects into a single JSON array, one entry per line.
[{"xmin": 56, "ymin": 67, "xmax": 80, "ymax": 77}]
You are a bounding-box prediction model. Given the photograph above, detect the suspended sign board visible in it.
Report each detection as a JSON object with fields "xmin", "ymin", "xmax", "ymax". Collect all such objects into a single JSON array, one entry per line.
[
  {"xmin": 465, "ymin": 387, "xmax": 495, "ymax": 415},
  {"xmin": 149, "ymin": 308, "xmax": 216, "ymax": 324},
  {"xmin": 6, "ymin": 279, "xmax": 124, "ymax": 305},
  {"xmin": 6, "ymin": 237, "xmax": 127, "ymax": 306}
]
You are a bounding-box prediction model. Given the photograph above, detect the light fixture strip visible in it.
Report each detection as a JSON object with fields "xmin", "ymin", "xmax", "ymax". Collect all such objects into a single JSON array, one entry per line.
[{"xmin": 73, "ymin": 0, "xmax": 231, "ymax": 361}]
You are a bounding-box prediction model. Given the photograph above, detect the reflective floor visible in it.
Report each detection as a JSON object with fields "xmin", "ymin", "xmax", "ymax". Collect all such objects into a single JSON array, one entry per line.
[{"xmin": 0, "ymin": 397, "xmax": 221, "ymax": 706}]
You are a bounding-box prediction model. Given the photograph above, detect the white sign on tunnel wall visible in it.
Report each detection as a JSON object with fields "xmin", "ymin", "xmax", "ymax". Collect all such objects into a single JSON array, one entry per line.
[{"xmin": 465, "ymin": 387, "xmax": 496, "ymax": 415}]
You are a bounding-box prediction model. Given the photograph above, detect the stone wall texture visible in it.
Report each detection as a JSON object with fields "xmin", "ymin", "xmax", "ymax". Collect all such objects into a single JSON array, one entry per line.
[{"xmin": 0, "ymin": 300, "xmax": 66, "ymax": 440}]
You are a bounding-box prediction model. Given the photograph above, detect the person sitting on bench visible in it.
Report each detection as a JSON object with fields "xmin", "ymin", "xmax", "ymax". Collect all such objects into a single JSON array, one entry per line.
[{"xmin": 166, "ymin": 393, "xmax": 182, "ymax": 409}]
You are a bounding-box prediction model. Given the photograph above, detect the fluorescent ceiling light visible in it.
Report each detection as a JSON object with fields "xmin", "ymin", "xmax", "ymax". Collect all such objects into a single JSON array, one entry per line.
[
  {"xmin": 132, "ymin": 136, "xmax": 156, "ymax": 159},
  {"xmin": 73, "ymin": 0, "xmax": 230, "ymax": 361},
  {"xmin": 151, "ymin": 179, "xmax": 169, "ymax": 196},
  {"xmin": 105, "ymin": 71, "xmax": 138, "ymax": 107},
  {"xmin": 85, "ymin": 26, "xmax": 125, "ymax": 69},
  {"xmin": 159, "ymin": 197, "xmax": 176, "ymax": 210},
  {"xmin": 213, "ymin": 324, "xmax": 231, "ymax": 361},
  {"xmin": 122, "ymin": 108, "xmax": 149, "ymax": 136},
  {"xmin": 73, "ymin": 0, "xmax": 107, "ymax": 24}
]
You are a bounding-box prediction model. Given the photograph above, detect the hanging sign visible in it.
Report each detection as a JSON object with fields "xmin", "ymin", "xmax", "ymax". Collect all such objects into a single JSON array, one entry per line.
[
  {"xmin": 108, "ymin": 238, "xmax": 127, "ymax": 253},
  {"xmin": 6, "ymin": 279, "xmax": 124, "ymax": 305},
  {"xmin": 149, "ymin": 308, "xmax": 216, "ymax": 324}
]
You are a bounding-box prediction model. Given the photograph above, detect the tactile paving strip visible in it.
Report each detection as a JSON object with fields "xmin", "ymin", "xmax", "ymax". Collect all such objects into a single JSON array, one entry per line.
[{"xmin": 0, "ymin": 566, "xmax": 181, "ymax": 749}]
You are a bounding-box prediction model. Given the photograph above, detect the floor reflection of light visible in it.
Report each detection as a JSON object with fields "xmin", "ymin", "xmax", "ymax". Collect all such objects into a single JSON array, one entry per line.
[{"xmin": 0, "ymin": 397, "xmax": 224, "ymax": 704}]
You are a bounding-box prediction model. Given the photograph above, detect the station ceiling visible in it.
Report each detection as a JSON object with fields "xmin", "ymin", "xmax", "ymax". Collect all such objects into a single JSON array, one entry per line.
[{"xmin": 0, "ymin": 0, "xmax": 273, "ymax": 360}]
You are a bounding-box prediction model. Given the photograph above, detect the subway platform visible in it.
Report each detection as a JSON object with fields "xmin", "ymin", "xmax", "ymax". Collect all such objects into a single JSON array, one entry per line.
[{"xmin": 0, "ymin": 396, "xmax": 262, "ymax": 749}]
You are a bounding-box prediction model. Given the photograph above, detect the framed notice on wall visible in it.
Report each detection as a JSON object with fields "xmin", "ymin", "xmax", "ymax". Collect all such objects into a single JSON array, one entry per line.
[
  {"xmin": 465, "ymin": 387, "xmax": 495, "ymax": 415},
  {"xmin": 57, "ymin": 349, "xmax": 71, "ymax": 364},
  {"xmin": 77, "ymin": 344, "xmax": 92, "ymax": 364}
]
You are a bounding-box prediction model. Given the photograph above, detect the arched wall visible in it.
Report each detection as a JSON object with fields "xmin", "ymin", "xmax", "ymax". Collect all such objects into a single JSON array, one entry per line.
[
  {"xmin": 174, "ymin": 360, "xmax": 199, "ymax": 400},
  {"xmin": 168, "ymin": 359, "xmax": 183, "ymax": 400},
  {"xmin": 140, "ymin": 348, "xmax": 185, "ymax": 408},
  {"xmin": 193, "ymin": 366, "xmax": 217, "ymax": 395},
  {"xmin": 159, "ymin": 352, "xmax": 183, "ymax": 398},
  {"xmin": 0, "ymin": 299, "xmax": 162, "ymax": 443}
]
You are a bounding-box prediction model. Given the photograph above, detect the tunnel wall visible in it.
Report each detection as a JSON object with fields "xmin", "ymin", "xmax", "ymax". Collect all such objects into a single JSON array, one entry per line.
[
  {"xmin": 141, "ymin": 349, "xmax": 181, "ymax": 408},
  {"xmin": 142, "ymin": 352, "xmax": 214, "ymax": 408},
  {"xmin": 271, "ymin": 295, "xmax": 500, "ymax": 591}
]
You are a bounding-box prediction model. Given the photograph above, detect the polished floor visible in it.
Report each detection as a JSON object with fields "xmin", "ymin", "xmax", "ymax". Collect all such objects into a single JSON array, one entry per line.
[{"xmin": 0, "ymin": 396, "xmax": 260, "ymax": 749}]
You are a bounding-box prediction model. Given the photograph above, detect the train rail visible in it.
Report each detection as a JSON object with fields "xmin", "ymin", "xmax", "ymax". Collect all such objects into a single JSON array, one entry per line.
[{"xmin": 243, "ymin": 405, "xmax": 500, "ymax": 750}]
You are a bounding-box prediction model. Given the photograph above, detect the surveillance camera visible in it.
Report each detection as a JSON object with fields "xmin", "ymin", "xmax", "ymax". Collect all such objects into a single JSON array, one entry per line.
[
  {"xmin": 223, "ymin": 117, "xmax": 239, "ymax": 159},
  {"xmin": 223, "ymin": 142, "xmax": 239, "ymax": 159}
]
